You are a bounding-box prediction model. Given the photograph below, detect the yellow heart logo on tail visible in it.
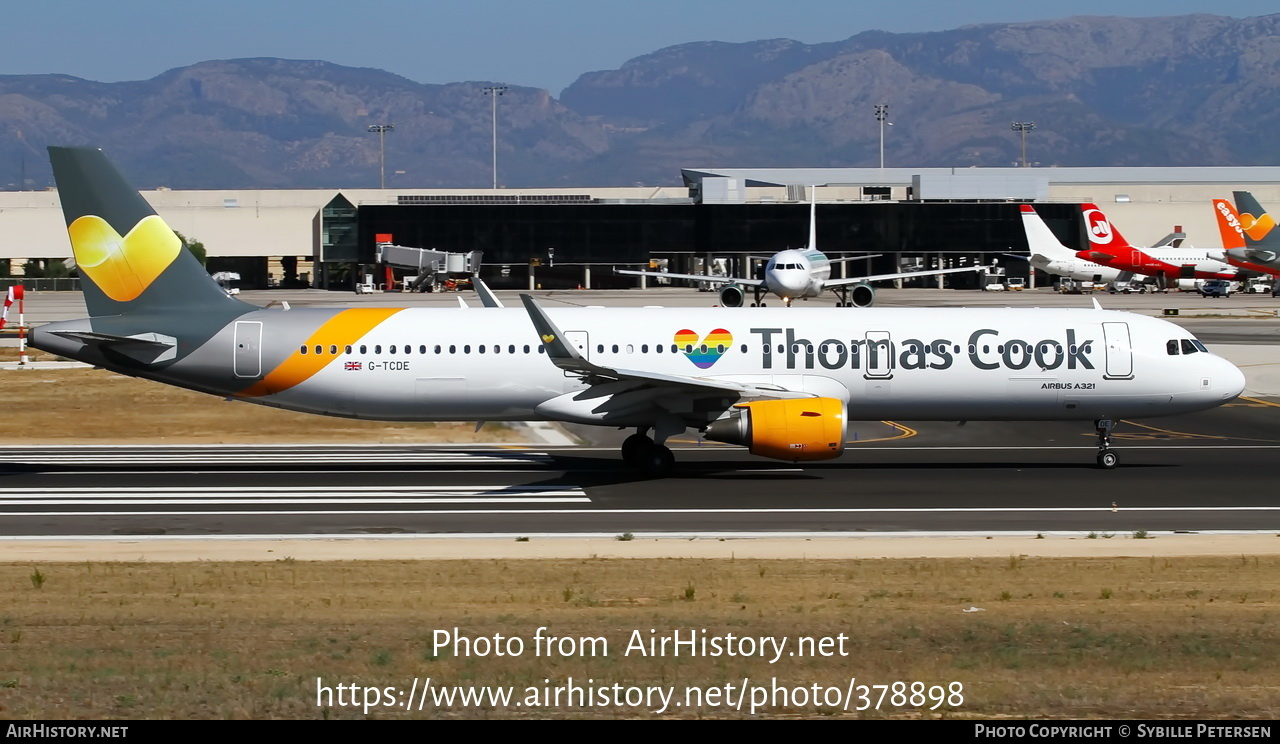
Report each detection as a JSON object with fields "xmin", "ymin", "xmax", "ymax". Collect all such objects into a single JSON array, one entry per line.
[
  {"xmin": 541, "ymin": 334, "xmax": 556, "ymax": 344},
  {"xmin": 67, "ymin": 214, "xmax": 181, "ymax": 302}
]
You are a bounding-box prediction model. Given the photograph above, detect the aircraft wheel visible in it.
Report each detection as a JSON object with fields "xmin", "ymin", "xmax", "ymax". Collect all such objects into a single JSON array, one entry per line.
[
  {"xmin": 638, "ymin": 445, "xmax": 675, "ymax": 478},
  {"xmin": 621, "ymin": 433, "xmax": 653, "ymax": 466},
  {"xmin": 1096, "ymin": 450, "xmax": 1118, "ymax": 469}
]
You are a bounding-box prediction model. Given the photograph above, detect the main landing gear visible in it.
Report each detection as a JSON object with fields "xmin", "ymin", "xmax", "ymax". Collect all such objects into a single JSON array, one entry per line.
[
  {"xmin": 621, "ymin": 428, "xmax": 675, "ymax": 477},
  {"xmin": 1095, "ymin": 419, "xmax": 1118, "ymax": 469}
]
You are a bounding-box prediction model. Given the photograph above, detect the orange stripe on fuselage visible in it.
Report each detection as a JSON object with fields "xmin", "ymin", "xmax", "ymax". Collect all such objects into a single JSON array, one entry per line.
[{"xmin": 235, "ymin": 308, "xmax": 403, "ymax": 398}]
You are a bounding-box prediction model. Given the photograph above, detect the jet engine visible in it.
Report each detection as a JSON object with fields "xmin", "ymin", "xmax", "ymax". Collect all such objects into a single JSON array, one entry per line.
[
  {"xmin": 849, "ymin": 283, "xmax": 875, "ymax": 307},
  {"xmin": 719, "ymin": 283, "xmax": 745, "ymax": 307},
  {"xmin": 703, "ymin": 398, "xmax": 846, "ymax": 461}
]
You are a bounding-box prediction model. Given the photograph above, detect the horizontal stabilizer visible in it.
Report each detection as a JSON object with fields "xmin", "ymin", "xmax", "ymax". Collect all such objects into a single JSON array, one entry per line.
[{"xmin": 48, "ymin": 330, "xmax": 177, "ymax": 364}]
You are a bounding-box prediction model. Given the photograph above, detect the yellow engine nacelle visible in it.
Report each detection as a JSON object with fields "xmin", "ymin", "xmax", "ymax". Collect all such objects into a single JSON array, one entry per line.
[{"xmin": 703, "ymin": 397, "xmax": 846, "ymax": 461}]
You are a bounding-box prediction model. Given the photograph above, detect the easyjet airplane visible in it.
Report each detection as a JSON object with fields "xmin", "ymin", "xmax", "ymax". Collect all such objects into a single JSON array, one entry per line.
[
  {"xmin": 1215, "ymin": 192, "xmax": 1280, "ymax": 276},
  {"xmin": 1075, "ymin": 203, "xmax": 1238, "ymax": 287},
  {"xmin": 29, "ymin": 147, "xmax": 1245, "ymax": 474}
]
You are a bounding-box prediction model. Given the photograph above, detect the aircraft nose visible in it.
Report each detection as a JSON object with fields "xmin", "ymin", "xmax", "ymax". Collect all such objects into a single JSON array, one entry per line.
[
  {"xmin": 1220, "ymin": 357, "xmax": 1247, "ymax": 401},
  {"xmin": 766, "ymin": 271, "xmax": 805, "ymax": 296}
]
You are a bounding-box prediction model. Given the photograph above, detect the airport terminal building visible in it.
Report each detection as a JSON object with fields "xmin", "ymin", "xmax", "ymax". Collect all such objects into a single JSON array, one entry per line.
[{"xmin": 1, "ymin": 165, "xmax": 1277, "ymax": 291}]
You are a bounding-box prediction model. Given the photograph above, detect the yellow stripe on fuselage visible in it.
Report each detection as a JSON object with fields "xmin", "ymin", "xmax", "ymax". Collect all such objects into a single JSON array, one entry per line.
[{"xmin": 235, "ymin": 308, "xmax": 403, "ymax": 397}]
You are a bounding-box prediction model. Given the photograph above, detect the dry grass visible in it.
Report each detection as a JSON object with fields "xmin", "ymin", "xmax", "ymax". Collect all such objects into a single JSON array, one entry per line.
[
  {"xmin": 0, "ymin": 366, "xmax": 529, "ymax": 444},
  {"xmin": 2, "ymin": 556, "xmax": 1278, "ymax": 719}
]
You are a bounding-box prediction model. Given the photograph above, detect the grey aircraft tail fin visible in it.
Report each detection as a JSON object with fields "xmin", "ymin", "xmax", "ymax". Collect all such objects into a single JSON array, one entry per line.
[
  {"xmin": 1232, "ymin": 191, "xmax": 1280, "ymax": 249},
  {"xmin": 47, "ymin": 146, "xmax": 252, "ymax": 320}
]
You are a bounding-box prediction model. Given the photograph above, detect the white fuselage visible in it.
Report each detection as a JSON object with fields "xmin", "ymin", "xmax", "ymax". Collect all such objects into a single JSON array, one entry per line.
[
  {"xmin": 200, "ymin": 306, "xmax": 1242, "ymax": 425},
  {"xmin": 1030, "ymin": 255, "xmax": 1130, "ymax": 283}
]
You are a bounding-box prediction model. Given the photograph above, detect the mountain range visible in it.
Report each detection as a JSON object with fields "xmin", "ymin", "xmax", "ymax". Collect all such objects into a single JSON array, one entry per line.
[{"xmin": 1, "ymin": 13, "xmax": 1277, "ymax": 190}]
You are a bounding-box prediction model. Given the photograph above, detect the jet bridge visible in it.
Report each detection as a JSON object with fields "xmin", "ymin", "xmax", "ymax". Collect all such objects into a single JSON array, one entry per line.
[{"xmin": 375, "ymin": 243, "xmax": 482, "ymax": 292}]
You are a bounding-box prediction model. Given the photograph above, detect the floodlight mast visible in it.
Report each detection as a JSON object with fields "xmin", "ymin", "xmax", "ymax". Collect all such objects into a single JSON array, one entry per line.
[
  {"xmin": 483, "ymin": 86, "xmax": 508, "ymax": 189},
  {"xmin": 1011, "ymin": 121, "xmax": 1035, "ymax": 167},
  {"xmin": 367, "ymin": 124, "xmax": 395, "ymax": 188}
]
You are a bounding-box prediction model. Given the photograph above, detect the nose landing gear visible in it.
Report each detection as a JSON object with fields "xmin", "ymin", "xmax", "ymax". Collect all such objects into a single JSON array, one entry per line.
[{"xmin": 1095, "ymin": 419, "xmax": 1118, "ymax": 469}]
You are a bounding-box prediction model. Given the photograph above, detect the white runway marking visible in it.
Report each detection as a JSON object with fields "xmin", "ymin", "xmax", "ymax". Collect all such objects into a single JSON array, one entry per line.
[
  {"xmin": 2, "ymin": 530, "xmax": 1276, "ymax": 541},
  {"xmin": 4, "ymin": 505, "xmax": 1271, "ymax": 518},
  {"xmin": 0, "ymin": 451, "xmax": 554, "ymax": 465},
  {"xmin": 0, "ymin": 485, "xmax": 590, "ymax": 512}
]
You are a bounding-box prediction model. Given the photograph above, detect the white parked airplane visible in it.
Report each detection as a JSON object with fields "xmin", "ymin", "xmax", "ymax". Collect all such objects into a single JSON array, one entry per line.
[
  {"xmin": 30, "ymin": 147, "xmax": 1244, "ymax": 475},
  {"xmin": 617, "ymin": 195, "xmax": 975, "ymax": 307},
  {"xmin": 1018, "ymin": 204, "xmax": 1137, "ymax": 285}
]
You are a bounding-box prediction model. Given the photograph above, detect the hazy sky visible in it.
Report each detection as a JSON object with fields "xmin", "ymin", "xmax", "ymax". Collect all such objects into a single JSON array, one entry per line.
[{"xmin": 3, "ymin": 1, "xmax": 1276, "ymax": 95}]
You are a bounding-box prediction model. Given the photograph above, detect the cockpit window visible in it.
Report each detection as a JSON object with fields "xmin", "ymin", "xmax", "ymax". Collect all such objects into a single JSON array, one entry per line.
[
  {"xmin": 1167, "ymin": 340, "xmax": 1180, "ymax": 356},
  {"xmin": 1192, "ymin": 340, "xmax": 1207, "ymax": 353},
  {"xmin": 1180, "ymin": 339, "xmax": 1201, "ymax": 355}
]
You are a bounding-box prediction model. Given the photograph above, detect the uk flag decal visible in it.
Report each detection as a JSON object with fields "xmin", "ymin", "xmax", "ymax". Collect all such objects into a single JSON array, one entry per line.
[{"xmin": 344, "ymin": 361, "xmax": 362, "ymax": 371}]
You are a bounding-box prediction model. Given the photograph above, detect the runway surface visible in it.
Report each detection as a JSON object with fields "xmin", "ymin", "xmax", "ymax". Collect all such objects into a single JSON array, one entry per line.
[{"xmin": 1, "ymin": 399, "xmax": 1276, "ymax": 539}]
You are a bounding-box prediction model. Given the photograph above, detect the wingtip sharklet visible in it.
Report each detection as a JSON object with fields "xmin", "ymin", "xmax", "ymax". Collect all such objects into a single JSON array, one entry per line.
[{"xmin": 518, "ymin": 293, "xmax": 585, "ymax": 369}]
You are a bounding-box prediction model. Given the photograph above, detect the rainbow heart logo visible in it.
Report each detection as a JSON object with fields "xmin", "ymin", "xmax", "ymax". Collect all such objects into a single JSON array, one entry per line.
[{"xmin": 674, "ymin": 328, "xmax": 733, "ymax": 369}]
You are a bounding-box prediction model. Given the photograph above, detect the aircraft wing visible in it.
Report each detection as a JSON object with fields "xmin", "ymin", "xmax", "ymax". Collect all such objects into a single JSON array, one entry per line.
[
  {"xmin": 519, "ymin": 294, "xmax": 808, "ymax": 400},
  {"xmin": 822, "ymin": 265, "xmax": 978, "ymax": 288},
  {"xmin": 615, "ymin": 268, "xmax": 765, "ymax": 287},
  {"xmin": 828, "ymin": 254, "xmax": 883, "ymax": 264},
  {"xmin": 1081, "ymin": 250, "xmax": 1117, "ymax": 262},
  {"xmin": 473, "ymin": 277, "xmax": 504, "ymax": 308}
]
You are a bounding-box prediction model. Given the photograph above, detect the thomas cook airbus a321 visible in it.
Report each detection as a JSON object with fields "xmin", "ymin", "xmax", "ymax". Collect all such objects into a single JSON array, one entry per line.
[{"xmin": 30, "ymin": 147, "xmax": 1245, "ymax": 475}]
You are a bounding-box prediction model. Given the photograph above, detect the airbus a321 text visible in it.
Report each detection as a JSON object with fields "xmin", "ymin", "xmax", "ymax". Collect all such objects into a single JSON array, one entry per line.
[{"xmin": 31, "ymin": 147, "xmax": 1245, "ymax": 475}]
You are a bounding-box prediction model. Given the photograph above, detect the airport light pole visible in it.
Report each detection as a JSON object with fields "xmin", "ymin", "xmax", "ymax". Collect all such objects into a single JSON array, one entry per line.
[
  {"xmin": 874, "ymin": 103, "xmax": 889, "ymax": 169},
  {"xmin": 483, "ymin": 85, "xmax": 508, "ymax": 189},
  {"xmin": 367, "ymin": 124, "xmax": 394, "ymax": 188},
  {"xmin": 1011, "ymin": 121, "xmax": 1035, "ymax": 167}
]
